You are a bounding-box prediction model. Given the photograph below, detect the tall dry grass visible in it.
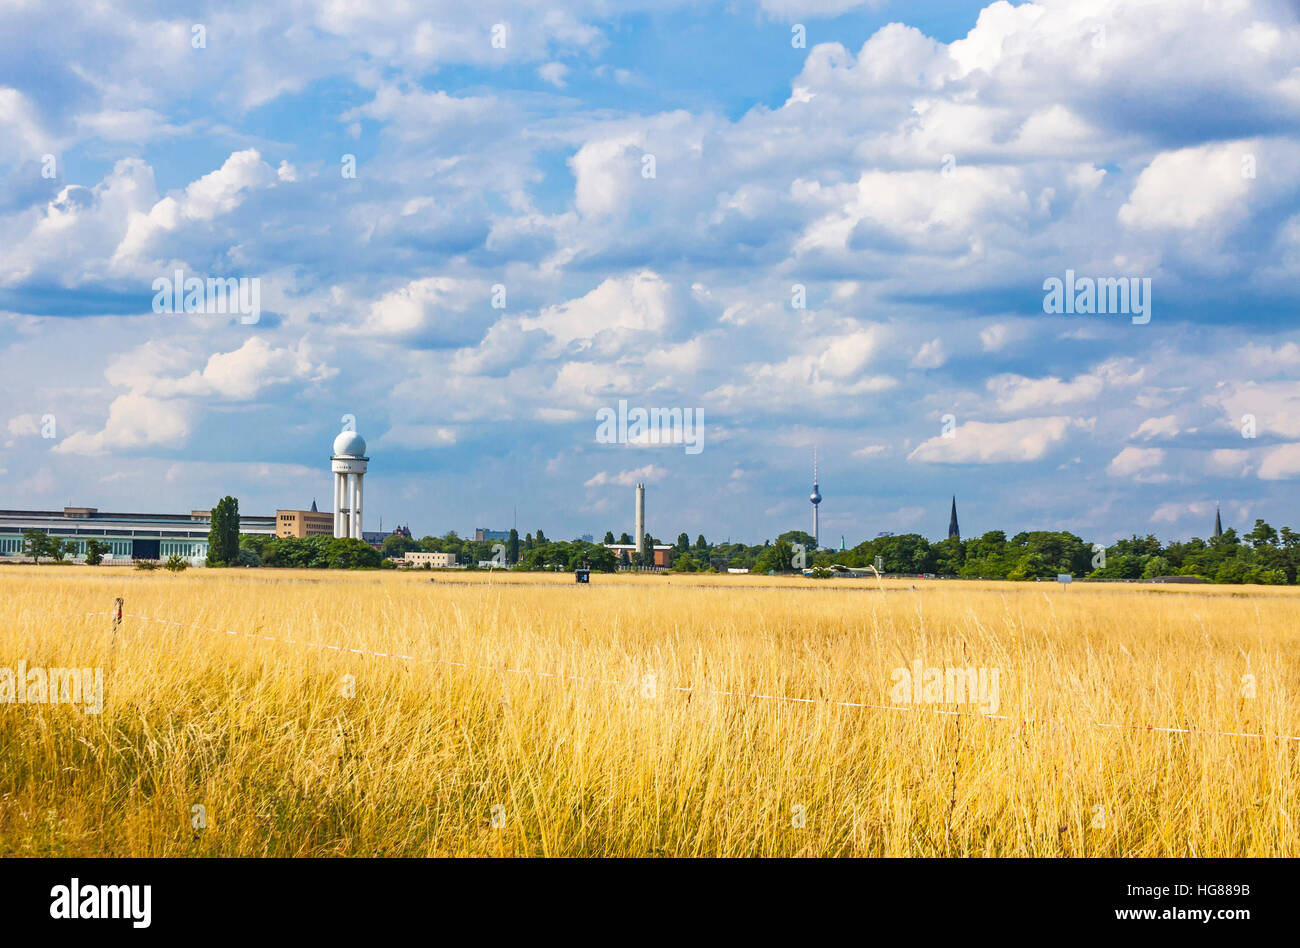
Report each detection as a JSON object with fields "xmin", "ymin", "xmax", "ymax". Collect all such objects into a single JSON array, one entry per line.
[{"xmin": 2, "ymin": 565, "xmax": 1298, "ymax": 856}]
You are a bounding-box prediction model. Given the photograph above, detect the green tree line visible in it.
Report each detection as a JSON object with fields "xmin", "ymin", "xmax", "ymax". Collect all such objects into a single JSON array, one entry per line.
[{"xmin": 20, "ymin": 499, "xmax": 1300, "ymax": 584}]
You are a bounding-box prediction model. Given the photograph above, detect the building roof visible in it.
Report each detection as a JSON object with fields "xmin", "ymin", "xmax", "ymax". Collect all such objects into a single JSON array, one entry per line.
[
  {"xmin": 0, "ymin": 506, "xmax": 275, "ymax": 539},
  {"xmin": 0, "ymin": 506, "xmax": 273, "ymax": 525}
]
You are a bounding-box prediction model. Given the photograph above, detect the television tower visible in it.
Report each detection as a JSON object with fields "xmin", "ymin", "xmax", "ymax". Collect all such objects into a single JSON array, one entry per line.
[
  {"xmin": 810, "ymin": 447, "xmax": 822, "ymax": 549},
  {"xmin": 635, "ymin": 483, "xmax": 646, "ymax": 558}
]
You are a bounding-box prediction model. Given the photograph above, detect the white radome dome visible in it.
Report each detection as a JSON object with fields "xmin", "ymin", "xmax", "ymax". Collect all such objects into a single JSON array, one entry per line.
[{"xmin": 333, "ymin": 430, "xmax": 366, "ymax": 457}]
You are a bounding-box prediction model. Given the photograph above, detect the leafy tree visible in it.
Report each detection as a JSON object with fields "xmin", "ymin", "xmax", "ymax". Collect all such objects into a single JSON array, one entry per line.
[
  {"xmin": 536, "ymin": 519, "xmax": 1300, "ymax": 586},
  {"xmin": 381, "ymin": 533, "xmax": 419, "ymax": 559},
  {"xmin": 22, "ymin": 529, "xmax": 51, "ymax": 563},
  {"xmin": 1141, "ymin": 556, "xmax": 1172, "ymax": 579},
  {"xmin": 617, "ymin": 532, "xmax": 631, "ymax": 545},
  {"xmin": 1248, "ymin": 519, "xmax": 1279, "ymax": 549},
  {"xmin": 1215, "ymin": 559, "xmax": 1247, "ymax": 584},
  {"xmin": 1279, "ymin": 527, "xmax": 1300, "ymax": 583},
  {"xmin": 671, "ymin": 552, "xmax": 699, "ymax": 572},
  {"xmin": 516, "ymin": 539, "xmax": 610, "ymax": 573},
  {"xmin": 755, "ymin": 538, "xmax": 796, "ymax": 573},
  {"xmin": 206, "ymin": 496, "xmax": 240, "ymax": 566},
  {"xmin": 777, "ymin": 530, "xmax": 816, "ymax": 551},
  {"xmin": 1006, "ymin": 531, "xmax": 1090, "ymax": 576},
  {"xmin": 464, "ymin": 539, "xmax": 496, "ymax": 564},
  {"xmin": 851, "ymin": 534, "xmax": 936, "ymax": 575},
  {"xmin": 1210, "ymin": 526, "xmax": 1241, "ymax": 548},
  {"xmin": 325, "ymin": 538, "xmax": 382, "ymax": 569},
  {"xmin": 1006, "ymin": 552, "xmax": 1050, "ymax": 581},
  {"xmin": 240, "ymin": 534, "xmax": 272, "ymax": 555},
  {"xmin": 958, "ymin": 531, "xmax": 1007, "ymax": 577},
  {"xmin": 440, "ymin": 531, "xmax": 464, "ymax": 560},
  {"xmin": 559, "ymin": 541, "xmax": 616, "ymax": 572},
  {"xmin": 84, "ymin": 539, "xmax": 108, "ymax": 566},
  {"xmin": 48, "ymin": 538, "xmax": 69, "ymax": 562},
  {"xmin": 675, "ymin": 532, "xmax": 690, "ymax": 554},
  {"xmin": 240, "ymin": 534, "xmax": 379, "ymax": 569},
  {"xmin": 602, "ymin": 531, "xmax": 616, "ymax": 545},
  {"xmin": 932, "ymin": 536, "xmax": 965, "ymax": 575},
  {"xmin": 508, "ymin": 528, "xmax": 521, "ymax": 564}
]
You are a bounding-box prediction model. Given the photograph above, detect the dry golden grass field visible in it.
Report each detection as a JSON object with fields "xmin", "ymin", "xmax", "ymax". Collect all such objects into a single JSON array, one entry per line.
[{"xmin": 2, "ymin": 565, "xmax": 1299, "ymax": 857}]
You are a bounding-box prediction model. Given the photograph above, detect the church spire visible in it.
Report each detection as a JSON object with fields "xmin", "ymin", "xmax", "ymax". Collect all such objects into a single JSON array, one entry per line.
[
  {"xmin": 948, "ymin": 496, "xmax": 960, "ymax": 541},
  {"xmin": 1214, "ymin": 503, "xmax": 1223, "ymax": 539}
]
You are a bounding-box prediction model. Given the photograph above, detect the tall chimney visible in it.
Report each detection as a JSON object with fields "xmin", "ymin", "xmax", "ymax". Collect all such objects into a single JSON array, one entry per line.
[{"xmin": 635, "ymin": 483, "xmax": 646, "ymax": 558}]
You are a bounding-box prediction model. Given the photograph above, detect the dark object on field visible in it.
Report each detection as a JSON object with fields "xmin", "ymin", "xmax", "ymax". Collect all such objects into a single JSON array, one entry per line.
[{"xmin": 574, "ymin": 569, "xmax": 590, "ymax": 583}]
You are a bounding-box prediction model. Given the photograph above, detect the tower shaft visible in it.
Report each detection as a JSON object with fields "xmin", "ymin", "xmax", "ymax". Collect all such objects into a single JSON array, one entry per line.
[
  {"xmin": 809, "ymin": 446, "xmax": 821, "ymax": 549},
  {"xmin": 635, "ymin": 483, "xmax": 645, "ymax": 557}
]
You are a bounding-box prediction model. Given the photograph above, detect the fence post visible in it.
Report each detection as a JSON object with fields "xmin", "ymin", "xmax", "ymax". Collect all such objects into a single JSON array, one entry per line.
[{"xmin": 113, "ymin": 598, "xmax": 123, "ymax": 633}]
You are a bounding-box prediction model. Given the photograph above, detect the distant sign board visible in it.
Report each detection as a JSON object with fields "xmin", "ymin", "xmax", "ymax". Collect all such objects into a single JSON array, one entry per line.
[{"xmin": 1057, "ymin": 574, "xmax": 1072, "ymax": 585}]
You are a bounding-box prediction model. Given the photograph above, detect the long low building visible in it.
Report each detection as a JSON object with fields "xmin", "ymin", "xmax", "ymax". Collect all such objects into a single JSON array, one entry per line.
[
  {"xmin": 605, "ymin": 543, "xmax": 673, "ymax": 568},
  {"xmin": 402, "ymin": 551, "xmax": 458, "ymax": 568},
  {"xmin": 0, "ymin": 506, "xmax": 276, "ymax": 562}
]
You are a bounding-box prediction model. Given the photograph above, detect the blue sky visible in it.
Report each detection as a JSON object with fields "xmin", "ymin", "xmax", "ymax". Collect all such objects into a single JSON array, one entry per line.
[{"xmin": 3, "ymin": 0, "xmax": 1300, "ymax": 545}]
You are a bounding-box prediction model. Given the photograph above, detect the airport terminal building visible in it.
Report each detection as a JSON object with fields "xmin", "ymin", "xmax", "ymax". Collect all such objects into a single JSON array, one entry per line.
[
  {"xmin": 1, "ymin": 431, "xmax": 388, "ymax": 564},
  {"xmin": 0, "ymin": 506, "xmax": 277, "ymax": 563}
]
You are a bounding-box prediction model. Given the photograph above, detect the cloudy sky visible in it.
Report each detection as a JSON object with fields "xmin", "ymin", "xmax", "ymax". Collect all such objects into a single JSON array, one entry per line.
[{"xmin": 3, "ymin": 0, "xmax": 1299, "ymax": 545}]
